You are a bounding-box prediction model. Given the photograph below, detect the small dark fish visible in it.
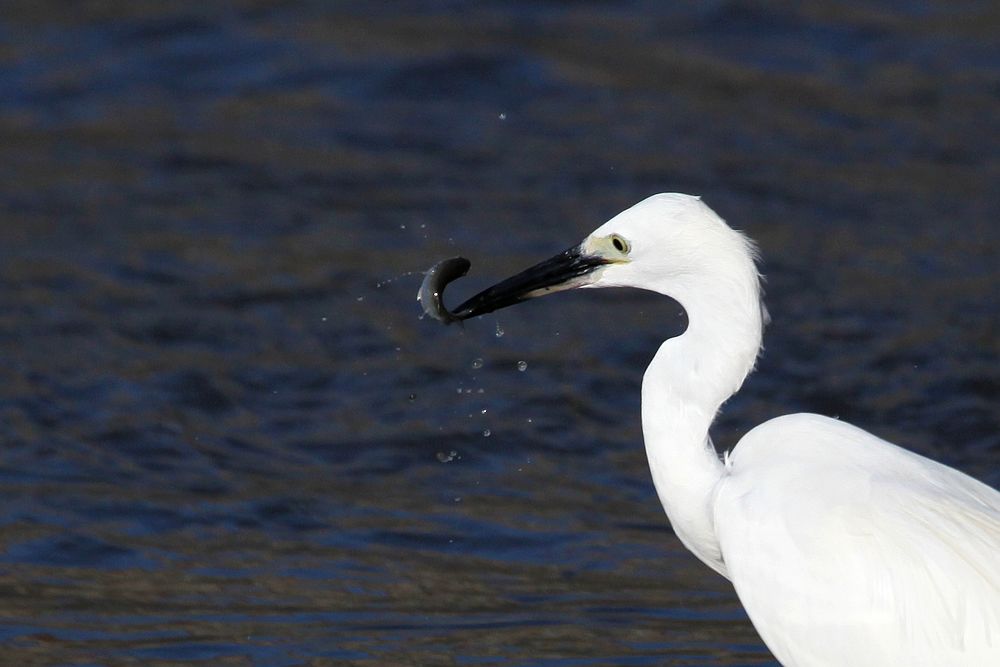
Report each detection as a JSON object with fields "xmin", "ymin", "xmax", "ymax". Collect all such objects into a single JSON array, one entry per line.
[{"xmin": 417, "ymin": 256, "xmax": 471, "ymax": 324}]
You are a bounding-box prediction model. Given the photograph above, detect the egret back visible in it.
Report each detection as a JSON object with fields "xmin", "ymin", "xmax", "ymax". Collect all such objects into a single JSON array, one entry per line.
[{"xmin": 714, "ymin": 413, "xmax": 1000, "ymax": 666}]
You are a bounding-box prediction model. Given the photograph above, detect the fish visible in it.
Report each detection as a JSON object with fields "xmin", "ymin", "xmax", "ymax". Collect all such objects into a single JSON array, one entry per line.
[{"xmin": 417, "ymin": 256, "xmax": 471, "ymax": 324}]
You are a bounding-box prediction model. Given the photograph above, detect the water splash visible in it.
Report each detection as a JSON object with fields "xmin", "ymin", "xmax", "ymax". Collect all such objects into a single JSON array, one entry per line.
[
  {"xmin": 374, "ymin": 270, "xmax": 424, "ymax": 289},
  {"xmin": 436, "ymin": 450, "xmax": 458, "ymax": 463}
]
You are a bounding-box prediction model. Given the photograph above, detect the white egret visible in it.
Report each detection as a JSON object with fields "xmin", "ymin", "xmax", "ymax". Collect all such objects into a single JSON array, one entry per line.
[{"xmin": 423, "ymin": 193, "xmax": 1000, "ymax": 666}]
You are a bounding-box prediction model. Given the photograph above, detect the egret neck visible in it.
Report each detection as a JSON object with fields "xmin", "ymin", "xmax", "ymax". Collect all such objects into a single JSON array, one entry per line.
[{"xmin": 640, "ymin": 250, "xmax": 766, "ymax": 577}]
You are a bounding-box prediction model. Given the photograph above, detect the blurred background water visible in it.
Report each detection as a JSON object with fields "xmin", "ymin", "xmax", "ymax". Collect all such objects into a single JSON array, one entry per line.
[{"xmin": 0, "ymin": 1, "xmax": 997, "ymax": 665}]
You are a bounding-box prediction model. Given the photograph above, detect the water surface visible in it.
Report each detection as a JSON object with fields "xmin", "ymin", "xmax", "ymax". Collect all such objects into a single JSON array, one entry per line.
[{"xmin": 0, "ymin": 2, "xmax": 997, "ymax": 665}]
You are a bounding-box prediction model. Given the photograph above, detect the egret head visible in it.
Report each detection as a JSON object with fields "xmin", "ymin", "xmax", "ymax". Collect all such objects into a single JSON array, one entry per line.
[{"xmin": 450, "ymin": 193, "xmax": 762, "ymax": 322}]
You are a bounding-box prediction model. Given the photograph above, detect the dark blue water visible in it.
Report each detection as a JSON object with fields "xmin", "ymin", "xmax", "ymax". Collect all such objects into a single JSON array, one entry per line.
[{"xmin": 0, "ymin": 2, "xmax": 997, "ymax": 664}]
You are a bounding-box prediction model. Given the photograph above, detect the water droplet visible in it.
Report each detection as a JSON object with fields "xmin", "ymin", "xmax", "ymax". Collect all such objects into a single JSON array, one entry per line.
[
  {"xmin": 436, "ymin": 450, "xmax": 457, "ymax": 463},
  {"xmin": 471, "ymin": 358, "xmax": 483, "ymax": 370},
  {"xmin": 517, "ymin": 360, "xmax": 527, "ymax": 372},
  {"xmin": 408, "ymin": 393, "xmax": 416, "ymax": 401},
  {"xmin": 495, "ymin": 322, "xmax": 504, "ymax": 337},
  {"xmin": 321, "ymin": 316, "xmax": 327, "ymax": 322},
  {"xmin": 456, "ymin": 387, "xmax": 464, "ymax": 394},
  {"xmin": 476, "ymin": 388, "xmax": 484, "ymax": 394},
  {"xmin": 400, "ymin": 224, "xmax": 407, "ymax": 230},
  {"xmin": 482, "ymin": 428, "xmax": 491, "ymax": 437},
  {"xmin": 454, "ymin": 496, "xmax": 462, "ymax": 502},
  {"xmin": 498, "ymin": 112, "xmax": 507, "ymax": 120},
  {"xmin": 481, "ymin": 408, "xmax": 487, "ymax": 414},
  {"xmin": 356, "ymin": 296, "xmax": 364, "ymax": 302}
]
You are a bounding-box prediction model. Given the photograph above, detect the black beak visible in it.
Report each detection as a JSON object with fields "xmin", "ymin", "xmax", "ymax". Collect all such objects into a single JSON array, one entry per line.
[{"xmin": 451, "ymin": 244, "xmax": 610, "ymax": 321}]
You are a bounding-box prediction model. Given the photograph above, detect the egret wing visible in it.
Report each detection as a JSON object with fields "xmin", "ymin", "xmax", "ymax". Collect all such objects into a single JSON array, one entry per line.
[{"xmin": 715, "ymin": 414, "xmax": 1000, "ymax": 666}]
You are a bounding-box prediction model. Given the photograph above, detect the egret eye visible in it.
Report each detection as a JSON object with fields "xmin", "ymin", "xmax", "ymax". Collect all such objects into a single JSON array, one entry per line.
[{"xmin": 611, "ymin": 234, "xmax": 629, "ymax": 254}]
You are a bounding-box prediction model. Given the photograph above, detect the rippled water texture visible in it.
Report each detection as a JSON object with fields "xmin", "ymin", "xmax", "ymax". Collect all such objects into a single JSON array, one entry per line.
[{"xmin": 0, "ymin": 2, "xmax": 997, "ymax": 665}]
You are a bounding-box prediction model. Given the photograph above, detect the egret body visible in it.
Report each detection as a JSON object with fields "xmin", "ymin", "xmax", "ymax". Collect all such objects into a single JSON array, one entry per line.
[{"xmin": 429, "ymin": 194, "xmax": 1000, "ymax": 666}]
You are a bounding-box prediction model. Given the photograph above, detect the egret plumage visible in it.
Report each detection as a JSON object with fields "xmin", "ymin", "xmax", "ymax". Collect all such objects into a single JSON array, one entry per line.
[{"xmin": 424, "ymin": 193, "xmax": 1000, "ymax": 666}]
